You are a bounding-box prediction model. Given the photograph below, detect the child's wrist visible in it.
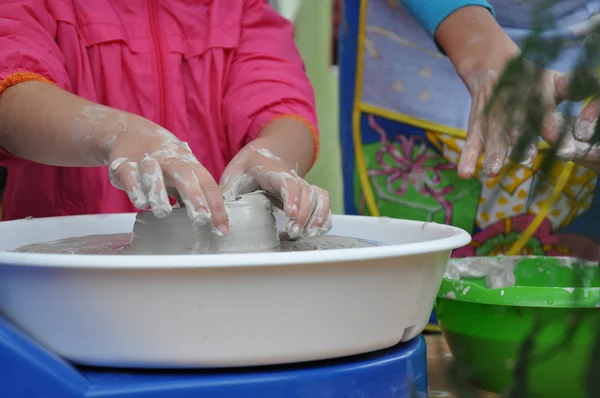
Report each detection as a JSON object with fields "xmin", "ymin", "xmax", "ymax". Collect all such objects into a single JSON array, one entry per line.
[
  {"xmin": 256, "ymin": 115, "xmax": 317, "ymax": 174},
  {"xmin": 87, "ymin": 107, "xmax": 152, "ymax": 165}
]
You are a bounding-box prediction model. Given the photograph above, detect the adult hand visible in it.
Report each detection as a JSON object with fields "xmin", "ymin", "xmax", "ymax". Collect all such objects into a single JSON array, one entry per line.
[
  {"xmin": 542, "ymin": 79, "xmax": 600, "ymax": 167},
  {"xmin": 98, "ymin": 106, "xmax": 228, "ymax": 234},
  {"xmin": 436, "ymin": 6, "xmax": 600, "ymax": 177},
  {"xmin": 437, "ymin": 6, "xmax": 525, "ymax": 178},
  {"xmin": 220, "ymin": 143, "xmax": 332, "ymax": 239}
]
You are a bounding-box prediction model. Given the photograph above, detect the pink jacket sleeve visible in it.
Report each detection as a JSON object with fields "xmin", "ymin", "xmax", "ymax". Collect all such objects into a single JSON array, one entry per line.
[
  {"xmin": 222, "ymin": 0, "xmax": 319, "ymax": 160},
  {"xmin": 0, "ymin": 0, "xmax": 70, "ymax": 89},
  {"xmin": 0, "ymin": 0, "xmax": 70, "ymax": 164}
]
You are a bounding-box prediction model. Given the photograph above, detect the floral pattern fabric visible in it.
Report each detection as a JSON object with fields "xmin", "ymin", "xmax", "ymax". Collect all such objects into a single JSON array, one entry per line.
[{"xmin": 354, "ymin": 115, "xmax": 600, "ymax": 260}]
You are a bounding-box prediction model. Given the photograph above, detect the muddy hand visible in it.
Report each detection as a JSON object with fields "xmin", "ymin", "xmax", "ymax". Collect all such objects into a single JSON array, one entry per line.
[
  {"xmin": 461, "ymin": 66, "xmax": 600, "ymax": 175},
  {"xmin": 220, "ymin": 145, "xmax": 332, "ymax": 239},
  {"xmin": 449, "ymin": 28, "xmax": 527, "ymax": 178},
  {"xmin": 91, "ymin": 106, "xmax": 228, "ymax": 235},
  {"xmin": 461, "ymin": 68, "xmax": 576, "ymax": 176},
  {"xmin": 541, "ymin": 73, "xmax": 600, "ymax": 164},
  {"xmin": 436, "ymin": 6, "xmax": 600, "ymax": 177},
  {"xmin": 437, "ymin": 6, "xmax": 536, "ymax": 178}
]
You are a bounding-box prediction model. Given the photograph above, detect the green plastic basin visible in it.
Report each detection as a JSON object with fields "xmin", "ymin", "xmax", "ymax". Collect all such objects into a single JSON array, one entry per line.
[{"xmin": 435, "ymin": 256, "xmax": 600, "ymax": 398}]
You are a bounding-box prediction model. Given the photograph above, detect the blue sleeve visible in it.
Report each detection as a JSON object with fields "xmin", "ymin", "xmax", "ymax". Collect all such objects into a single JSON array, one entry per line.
[{"xmin": 400, "ymin": 0, "xmax": 495, "ymax": 37}]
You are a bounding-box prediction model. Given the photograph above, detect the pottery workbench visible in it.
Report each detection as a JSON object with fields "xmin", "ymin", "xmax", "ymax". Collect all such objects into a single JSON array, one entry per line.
[{"xmin": 426, "ymin": 334, "xmax": 500, "ymax": 398}]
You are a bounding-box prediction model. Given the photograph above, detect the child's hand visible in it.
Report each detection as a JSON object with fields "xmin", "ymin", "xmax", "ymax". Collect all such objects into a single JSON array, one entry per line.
[
  {"xmin": 0, "ymin": 83, "xmax": 228, "ymax": 230},
  {"xmin": 101, "ymin": 108, "xmax": 229, "ymax": 235},
  {"xmin": 219, "ymin": 144, "xmax": 332, "ymax": 239}
]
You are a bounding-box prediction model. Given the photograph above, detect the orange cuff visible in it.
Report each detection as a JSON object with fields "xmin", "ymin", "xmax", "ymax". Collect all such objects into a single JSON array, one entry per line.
[
  {"xmin": 272, "ymin": 114, "xmax": 320, "ymax": 168},
  {"xmin": 0, "ymin": 72, "xmax": 55, "ymax": 96}
]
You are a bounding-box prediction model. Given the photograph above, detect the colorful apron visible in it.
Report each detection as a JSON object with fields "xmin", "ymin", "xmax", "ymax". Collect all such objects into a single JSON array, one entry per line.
[{"xmin": 339, "ymin": 0, "xmax": 600, "ymax": 329}]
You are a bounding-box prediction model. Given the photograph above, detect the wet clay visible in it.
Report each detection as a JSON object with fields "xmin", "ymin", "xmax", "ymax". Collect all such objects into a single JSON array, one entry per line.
[
  {"xmin": 129, "ymin": 191, "xmax": 279, "ymax": 254},
  {"xmin": 445, "ymin": 257, "xmax": 518, "ymax": 289},
  {"xmin": 12, "ymin": 234, "xmax": 378, "ymax": 255},
  {"xmin": 12, "ymin": 192, "xmax": 378, "ymax": 255},
  {"xmin": 445, "ymin": 256, "xmax": 593, "ymax": 290}
]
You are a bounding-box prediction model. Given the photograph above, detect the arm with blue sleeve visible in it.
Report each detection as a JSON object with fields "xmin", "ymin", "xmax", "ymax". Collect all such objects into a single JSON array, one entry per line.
[
  {"xmin": 400, "ymin": 0, "xmax": 495, "ymax": 37},
  {"xmin": 399, "ymin": 2, "xmax": 600, "ymax": 176}
]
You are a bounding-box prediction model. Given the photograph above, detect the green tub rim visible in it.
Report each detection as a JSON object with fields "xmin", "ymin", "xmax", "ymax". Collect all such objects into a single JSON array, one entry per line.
[{"xmin": 437, "ymin": 256, "xmax": 600, "ymax": 309}]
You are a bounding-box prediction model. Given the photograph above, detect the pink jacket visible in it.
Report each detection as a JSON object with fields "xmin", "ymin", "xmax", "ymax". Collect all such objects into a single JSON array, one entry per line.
[{"xmin": 0, "ymin": 0, "xmax": 318, "ymax": 220}]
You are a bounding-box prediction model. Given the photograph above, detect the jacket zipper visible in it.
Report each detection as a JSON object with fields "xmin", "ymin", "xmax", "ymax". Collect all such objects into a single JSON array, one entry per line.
[{"xmin": 148, "ymin": 0, "xmax": 167, "ymax": 127}]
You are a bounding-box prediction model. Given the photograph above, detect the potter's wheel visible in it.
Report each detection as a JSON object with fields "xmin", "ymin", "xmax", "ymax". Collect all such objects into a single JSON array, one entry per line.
[
  {"xmin": 0, "ymin": 313, "xmax": 428, "ymax": 398},
  {"xmin": 10, "ymin": 192, "xmax": 377, "ymax": 255},
  {"xmin": 9, "ymin": 232, "xmax": 380, "ymax": 254},
  {"xmin": 0, "ymin": 210, "xmax": 470, "ymax": 368}
]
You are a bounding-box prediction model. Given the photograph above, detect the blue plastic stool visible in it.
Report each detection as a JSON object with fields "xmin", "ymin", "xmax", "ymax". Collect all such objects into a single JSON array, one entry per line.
[{"xmin": 0, "ymin": 316, "xmax": 429, "ymax": 397}]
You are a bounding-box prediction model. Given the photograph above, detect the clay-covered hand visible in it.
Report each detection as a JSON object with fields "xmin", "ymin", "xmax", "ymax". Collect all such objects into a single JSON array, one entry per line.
[
  {"xmin": 220, "ymin": 144, "xmax": 332, "ymax": 239},
  {"xmin": 542, "ymin": 78, "xmax": 600, "ymax": 167},
  {"xmin": 0, "ymin": 83, "xmax": 226, "ymax": 230},
  {"xmin": 437, "ymin": 6, "xmax": 526, "ymax": 178},
  {"xmin": 92, "ymin": 105, "xmax": 229, "ymax": 234},
  {"xmin": 437, "ymin": 6, "xmax": 600, "ymax": 177},
  {"xmin": 456, "ymin": 51, "xmax": 600, "ymax": 170}
]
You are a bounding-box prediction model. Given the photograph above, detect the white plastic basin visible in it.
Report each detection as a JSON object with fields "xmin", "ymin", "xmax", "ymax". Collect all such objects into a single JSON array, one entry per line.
[{"xmin": 0, "ymin": 212, "xmax": 470, "ymax": 368}]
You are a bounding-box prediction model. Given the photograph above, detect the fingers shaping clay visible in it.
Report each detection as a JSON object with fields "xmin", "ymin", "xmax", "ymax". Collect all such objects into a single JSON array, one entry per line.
[{"xmin": 128, "ymin": 191, "xmax": 280, "ymax": 254}]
